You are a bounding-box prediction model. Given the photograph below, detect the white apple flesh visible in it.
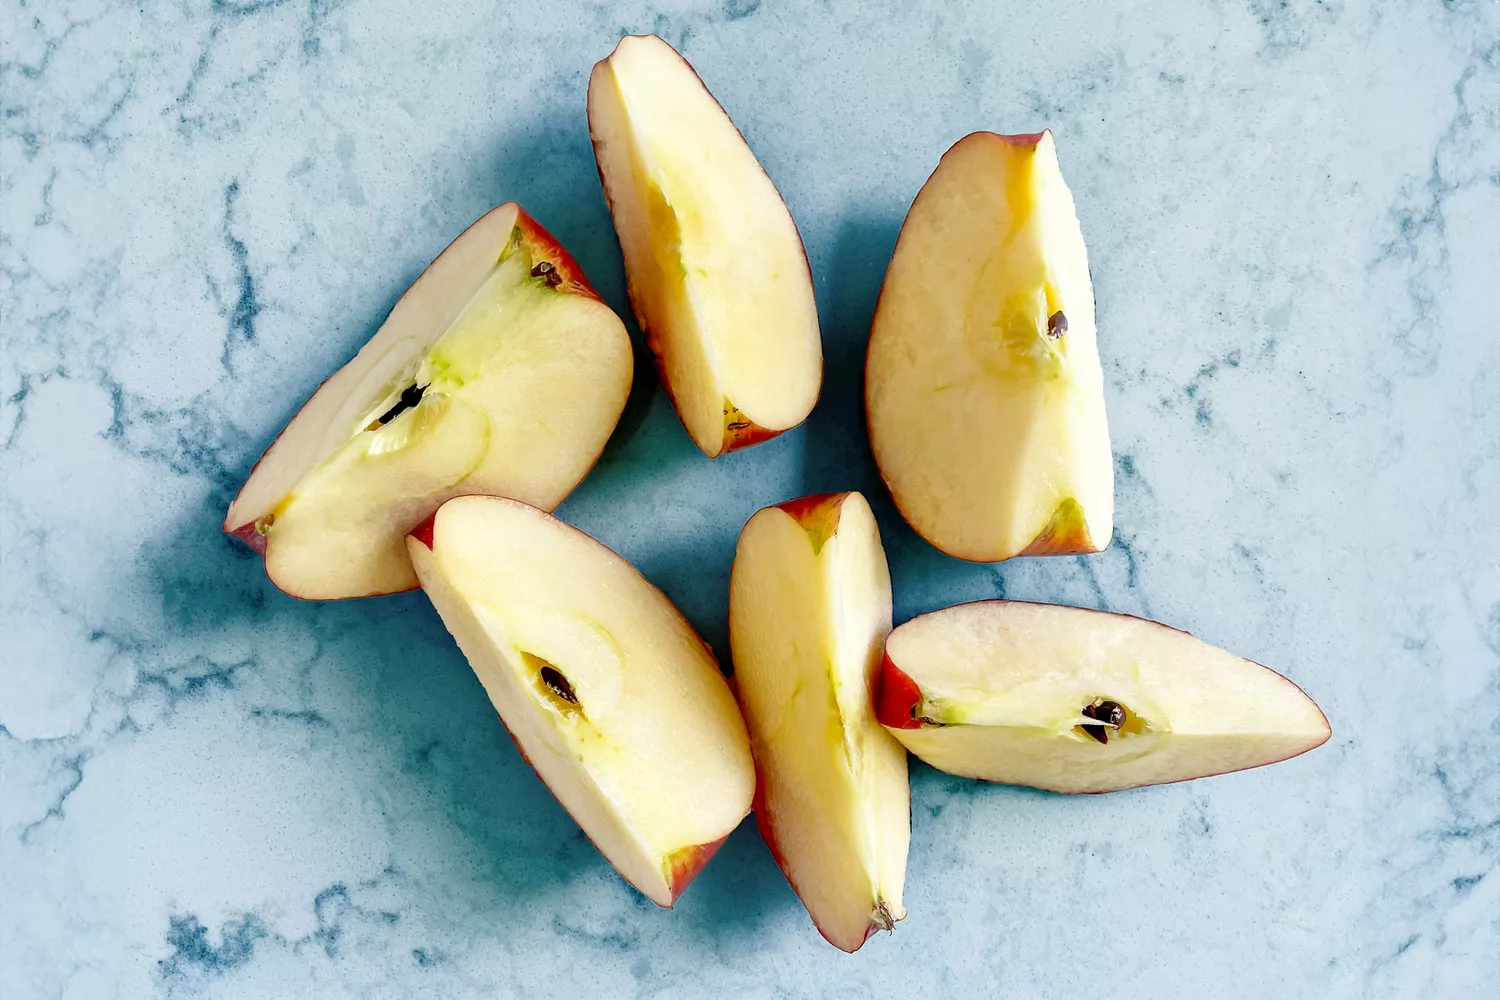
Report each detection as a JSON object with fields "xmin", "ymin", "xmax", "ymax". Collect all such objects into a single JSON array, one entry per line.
[
  {"xmin": 589, "ymin": 34, "xmax": 821, "ymax": 457},
  {"xmin": 408, "ymin": 496, "xmax": 754, "ymax": 906},
  {"xmin": 729, "ymin": 492, "xmax": 910, "ymax": 953},
  {"xmin": 866, "ymin": 131, "xmax": 1113, "ymax": 561},
  {"xmin": 225, "ymin": 203, "xmax": 632, "ymax": 599},
  {"xmin": 877, "ymin": 601, "xmax": 1330, "ymax": 793}
]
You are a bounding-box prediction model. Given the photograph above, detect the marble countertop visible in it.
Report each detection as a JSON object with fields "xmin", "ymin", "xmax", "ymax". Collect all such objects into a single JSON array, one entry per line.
[{"xmin": 3, "ymin": 1, "xmax": 1498, "ymax": 996}]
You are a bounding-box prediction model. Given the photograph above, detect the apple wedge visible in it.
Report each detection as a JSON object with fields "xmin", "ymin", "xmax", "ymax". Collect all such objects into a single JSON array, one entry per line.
[
  {"xmin": 588, "ymin": 34, "xmax": 821, "ymax": 457},
  {"xmin": 408, "ymin": 496, "xmax": 754, "ymax": 905},
  {"xmin": 729, "ymin": 492, "xmax": 909, "ymax": 952},
  {"xmin": 876, "ymin": 601, "xmax": 1330, "ymax": 793},
  {"xmin": 224, "ymin": 203, "xmax": 632, "ymax": 599},
  {"xmin": 866, "ymin": 131, "xmax": 1113, "ymax": 561}
]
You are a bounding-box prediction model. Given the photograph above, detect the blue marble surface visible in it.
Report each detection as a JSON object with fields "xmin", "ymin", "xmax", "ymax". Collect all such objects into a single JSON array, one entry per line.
[{"xmin": 3, "ymin": 1, "xmax": 1498, "ymax": 996}]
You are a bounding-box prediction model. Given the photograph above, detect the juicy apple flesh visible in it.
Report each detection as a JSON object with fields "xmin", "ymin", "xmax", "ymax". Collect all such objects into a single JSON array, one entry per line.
[
  {"xmin": 865, "ymin": 130, "xmax": 1113, "ymax": 561},
  {"xmin": 408, "ymin": 496, "xmax": 754, "ymax": 906},
  {"xmin": 589, "ymin": 33, "xmax": 821, "ymax": 457},
  {"xmin": 876, "ymin": 601, "xmax": 1330, "ymax": 794},
  {"xmin": 730, "ymin": 492, "xmax": 909, "ymax": 952},
  {"xmin": 225, "ymin": 204, "xmax": 631, "ymax": 599}
]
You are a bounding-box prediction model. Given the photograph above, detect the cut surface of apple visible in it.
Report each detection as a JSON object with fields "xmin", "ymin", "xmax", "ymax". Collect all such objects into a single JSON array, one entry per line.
[
  {"xmin": 408, "ymin": 496, "xmax": 754, "ymax": 906},
  {"xmin": 589, "ymin": 33, "xmax": 821, "ymax": 457},
  {"xmin": 224, "ymin": 203, "xmax": 632, "ymax": 599},
  {"xmin": 876, "ymin": 601, "xmax": 1330, "ymax": 793},
  {"xmin": 866, "ymin": 131, "xmax": 1113, "ymax": 561},
  {"xmin": 729, "ymin": 492, "xmax": 909, "ymax": 952}
]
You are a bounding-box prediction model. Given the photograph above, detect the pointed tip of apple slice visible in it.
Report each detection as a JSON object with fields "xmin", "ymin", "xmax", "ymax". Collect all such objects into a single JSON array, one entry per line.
[
  {"xmin": 1017, "ymin": 498, "xmax": 1106, "ymax": 557},
  {"xmin": 664, "ymin": 834, "xmax": 730, "ymax": 906},
  {"xmin": 773, "ymin": 492, "xmax": 848, "ymax": 553},
  {"xmin": 773, "ymin": 492, "xmax": 847, "ymax": 522},
  {"xmin": 226, "ymin": 519, "xmax": 268, "ymax": 557},
  {"xmin": 719, "ymin": 410, "xmax": 785, "ymax": 456},
  {"xmin": 994, "ymin": 129, "xmax": 1051, "ymax": 147},
  {"xmin": 875, "ymin": 653, "xmax": 925, "ymax": 730},
  {"xmin": 818, "ymin": 899, "xmax": 903, "ymax": 954},
  {"xmin": 408, "ymin": 511, "xmax": 438, "ymax": 551},
  {"xmin": 510, "ymin": 204, "xmax": 604, "ymax": 302}
]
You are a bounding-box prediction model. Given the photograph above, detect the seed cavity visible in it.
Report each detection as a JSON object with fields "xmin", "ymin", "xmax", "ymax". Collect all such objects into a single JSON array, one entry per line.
[
  {"xmin": 1081, "ymin": 699, "xmax": 1126, "ymax": 744},
  {"xmin": 1047, "ymin": 310, "xmax": 1068, "ymax": 339},
  {"xmin": 909, "ymin": 704, "xmax": 945, "ymax": 727},
  {"xmin": 520, "ymin": 652, "xmax": 582, "ymax": 717},
  {"xmin": 530, "ymin": 260, "xmax": 562, "ymax": 287},
  {"xmin": 373, "ymin": 383, "xmax": 427, "ymax": 428}
]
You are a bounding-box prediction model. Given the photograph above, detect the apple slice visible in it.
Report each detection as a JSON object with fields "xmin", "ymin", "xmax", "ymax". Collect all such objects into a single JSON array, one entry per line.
[
  {"xmin": 224, "ymin": 203, "xmax": 632, "ymax": 600},
  {"xmin": 729, "ymin": 492, "xmax": 909, "ymax": 952},
  {"xmin": 588, "ymin": 34, "xmax": 821, "ymax": 458},
  {"xmin": 865, "ymin": 130, "xmax": 1113, "ymax": 561},
  {"xmin": 876, "ymin": 601, "xmax": 1330, "ymax": 793},
  {"xmin": 408, "ymin": 495, "xmax": 754, "ymax": 905}
]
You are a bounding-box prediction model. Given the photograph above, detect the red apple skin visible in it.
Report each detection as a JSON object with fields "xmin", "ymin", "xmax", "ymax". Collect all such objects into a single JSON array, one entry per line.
[
  {"xmin": 511, "ymin": 205, "xmax": 603, "ymax": 302},
  {"xmin": 1016, "ymin": 510, "xmax": 1099, "ymax": 558},
  {"xmin": 997, "ymin": 130, "xmax": 1048, "ymax": 147},
  {"xmin": 228, "ymin": 521, "xmax": 268, "ymax": 557},
  {"xmin": 865, "ymin": 130, "xmax": 1102, "ymax": 564},
  {"xmin": 878, "ymin": 600, "xmax": 1333, "ymax": 792},
  {"xmin": 224, "ymin": 204, "xmax": 616, "ymax": 584},
  {"xmin": 409, "ymin": 511, "xmax": 437, "ymax": 551},
  {"xmin": 664, "ymin": 834, "xmax": 730, "ymax": 905},
  {"xmin": 874, "ymin": 653, "xmax": 925, "ymax": 730},
  {"xmin": 588, "ymin": 38, "xmax": 820, "ymax": 459},
  {"xmin": 774, "ymin": 492, "xmax": 847, "ymax": 526},
  {"xmin": 719, "ymin": 412, "xmax": 785, "ymax": 455},
  {"xmin": 773, "ymin": 492, "xmax": 849, "ymax": 555}
]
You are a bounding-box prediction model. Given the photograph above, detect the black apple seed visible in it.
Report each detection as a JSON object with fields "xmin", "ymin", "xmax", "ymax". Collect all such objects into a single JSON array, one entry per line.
[
  {"xmin": 1047, "ymin": 311, "xmax": 1068, "ymax": 339},
  {"xmin": 540, "ymin": 665, "xmax": 577, "ymax": 704},
  {"xmin": 375, "ymin": 383, "xmax": 427, "ymax": 426}
]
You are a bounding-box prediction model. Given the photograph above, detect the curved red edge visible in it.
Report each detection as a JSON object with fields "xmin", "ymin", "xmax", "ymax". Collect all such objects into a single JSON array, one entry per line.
[
  {"xmin": 409, "ymin": 511, "xmax": 438, "ymax": 551},
  {"xmin": 874, "ymin": 653, "xmax": 924, "ymax": 730}
]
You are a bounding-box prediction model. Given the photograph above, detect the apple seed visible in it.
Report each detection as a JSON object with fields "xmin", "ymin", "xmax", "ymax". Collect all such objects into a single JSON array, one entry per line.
[
  {"xmin": 1081, "ymin": 699, "xmax": 1126, "ymax": 743},
  {"xmin": 1047, "ymin": 310, "xmax": 1068, "ymax": 339},
  {"xmin": 374, "ymin": 383, "xmax": 427, "ymax": 427},
  {"xmin": 540, "ymin": 665, "xmax": 578, "ymax": 705},
  {"xmin": 530, "ymin": 260, "xmax": 563, "ymax": 287}
]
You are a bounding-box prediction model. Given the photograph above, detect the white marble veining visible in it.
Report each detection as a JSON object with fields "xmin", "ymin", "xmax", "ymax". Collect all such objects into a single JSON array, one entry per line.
[{"xmin": 2, "ymin": 1, "xmax": 1497, "ymax": 996}]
